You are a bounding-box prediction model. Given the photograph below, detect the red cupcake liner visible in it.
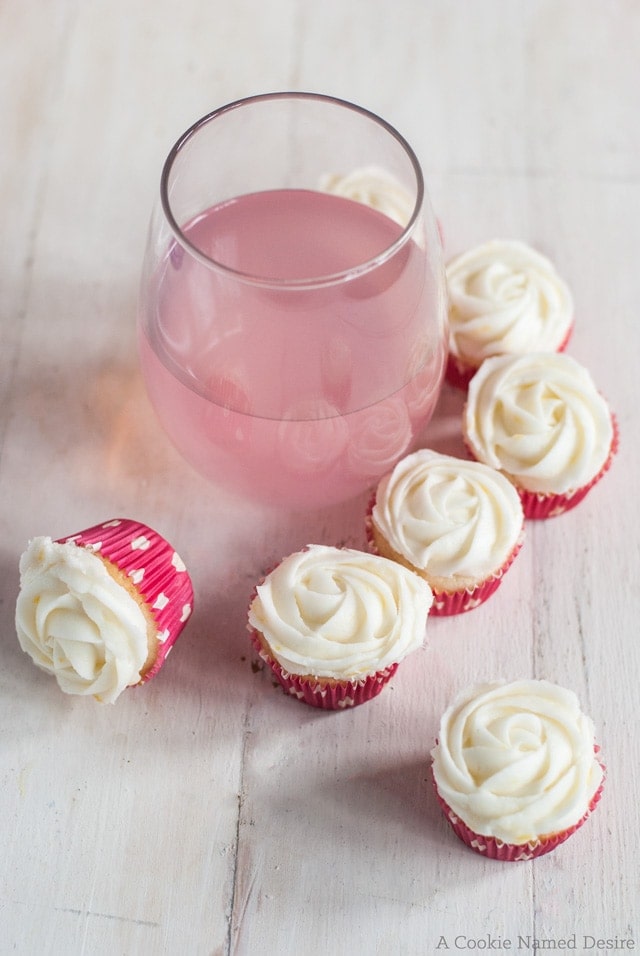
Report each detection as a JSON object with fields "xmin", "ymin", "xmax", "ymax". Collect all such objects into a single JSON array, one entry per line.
[
  {"xmin": 446, "ymin": 324, "xmax": 574, "ymax": 392},
  {"xmin": 515, "ymin": 415, "xmax": 619, "ymax": 519},
  {"xmin": 445, "ymin": 353, "xmax": 479, "ymax": 391},
  {"xmin": 248, "ymin": 626, "xmax": 398, "ymax": 710},
  {"xmin": 365, "ymin": 494, "xmax": 524, "ymax": 616},
  {"xmin": 58, "ymin": 518, "xmax": 194, "ymax": 683},
  {"xmin": 432, "ymin": 753, "xmax": 605, "ymax": 861}
]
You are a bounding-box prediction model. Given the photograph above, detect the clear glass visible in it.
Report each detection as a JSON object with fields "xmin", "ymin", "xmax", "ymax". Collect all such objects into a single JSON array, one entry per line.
[{"xmin": 138, "ymin": 92, "xmax": 448, "ymax": 509}]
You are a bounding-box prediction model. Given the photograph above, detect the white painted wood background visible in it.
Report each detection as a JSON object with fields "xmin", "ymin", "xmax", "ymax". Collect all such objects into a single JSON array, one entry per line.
[{"xmin": 1, "ymin": 2, "xmax": 638, "ymax": 954}]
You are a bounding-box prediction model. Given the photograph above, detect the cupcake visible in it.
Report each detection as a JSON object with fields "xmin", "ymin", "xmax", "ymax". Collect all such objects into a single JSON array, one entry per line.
[
  {"xmin": 367, "ymin": 450, "xmax": 524, "ymax": 615},
  {"xmin": 463, "ymin": 351, "xmax": 618, "ymax": 518},
  {"xmin": 445, "ymin": 239, "xmax": 574, "ymax": 389},
  {"xmin": 431, "ymin": 679, "xmax": 605, "ymax": 861},
  {"xmin": 247, "ymin": 544, "xmax": 433, "ymax": 709},
  {"xmin": 15, "ymin": 518, "xmax": 194, "ymax": 703}
]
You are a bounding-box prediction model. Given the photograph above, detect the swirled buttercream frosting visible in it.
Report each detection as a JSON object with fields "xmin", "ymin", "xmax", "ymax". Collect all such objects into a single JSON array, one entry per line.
[
  {"xmin": 372, "ymin": 450, "xmax": 523, "ymax": 586},
  {"xmin": 16, "ymin": 537, "xmax": 151, "ymax": 703},
  {"xmin": 431, "ymin": 680, "xmax": 604, "ymax": 845},
  {"xmin": 464, "ymin": 352, "xmax": 614, "ymax": 495},
  {"xmin": 248, "ymin": 545, "xmax": 432, "ymax": 679},
  {"xmin": 446, "ymin": 240, "xmax": 573, "ymax": 366},
  {"xmin": 319, "ymin": 165, "xmax": 414, "ymax": 228}
]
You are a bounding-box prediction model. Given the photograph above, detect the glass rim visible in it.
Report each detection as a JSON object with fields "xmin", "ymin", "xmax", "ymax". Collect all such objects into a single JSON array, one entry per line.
[{"xmin": 159, "ymin": 91, "xmax": 426, "ymax": 289}]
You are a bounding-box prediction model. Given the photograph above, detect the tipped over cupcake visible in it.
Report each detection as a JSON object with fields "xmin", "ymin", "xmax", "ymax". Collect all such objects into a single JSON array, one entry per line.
[
  {"xmin": 247, "ymin": 544, "xmax": 433, "ymax": 709},
  {"xmin": 431, "ymin": 679, "xmax": 605, "ymax": 861},
  {"xmin": 15, "ymin": 519, "xmax": 194, "ymax": 703}
]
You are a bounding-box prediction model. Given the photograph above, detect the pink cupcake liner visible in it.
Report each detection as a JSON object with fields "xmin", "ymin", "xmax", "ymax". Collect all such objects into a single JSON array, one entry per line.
[
  {"xmin": 247, "ymin": 626, "xmax": 398, "ymax": 710},
  {"xmin": 432, "ymin": 753, "xmax": 605, "ymax": 861},
  {"xmin": 365, "ymin": 494, "xmax": 524, "ymax": 616},
  {"xmin": 446, "ymin": 324, "xmax": 574, "ymax": 392},
  {"xmin": 429, "ymin": 539, "xmax": 523, "ymax": 615},
  {"xmin": 58, "ymin": 518, "xmax": 194, "ymax": 683}
]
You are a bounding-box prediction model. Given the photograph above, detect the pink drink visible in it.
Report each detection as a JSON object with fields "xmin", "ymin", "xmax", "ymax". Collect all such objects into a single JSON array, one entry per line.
[{"xmin": 139, "ymin": 189, "xmax": 446, "ymax": 508}]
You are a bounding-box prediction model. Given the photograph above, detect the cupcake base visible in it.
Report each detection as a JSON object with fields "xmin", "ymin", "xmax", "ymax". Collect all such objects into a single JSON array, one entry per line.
[
  {"xmin": 248, "ymin": 626, "xmax": 397, "ymax": 710},
  {"xmin": 432, "ymin": 761, "xmax": 605, "ymax": 861},
  {"xmin": 428, "ymin": 554, "xmax": 521, "ymax": 615}
]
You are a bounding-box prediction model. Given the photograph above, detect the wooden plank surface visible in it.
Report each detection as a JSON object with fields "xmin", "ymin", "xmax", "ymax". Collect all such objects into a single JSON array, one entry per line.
[{"xmin": 1, "ymin": 2, "xmax": 638, "ymax": 953}]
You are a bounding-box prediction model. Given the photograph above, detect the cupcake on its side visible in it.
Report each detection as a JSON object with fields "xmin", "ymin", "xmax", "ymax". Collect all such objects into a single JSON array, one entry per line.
[
  {"xmin": 247, "ymin": 544, "xmax": 433, "ymax": 709},
  {"xmin": 15, "ymin": 519, "xmax": 194, "ymax": 703},
  {"xmin": 463, "ymin": 351, "xmax": 618, "ymax": 519},
  {"xmin": 446, "ymin": 239, "xmax": 574, "ymax": 389},
  {"xmin": 367, "ymin": 450, "xmax": 524, "ymax": 615},
  {"xmin": 431, "ymin": 679, "xmax": 605, "ymax": 861}
]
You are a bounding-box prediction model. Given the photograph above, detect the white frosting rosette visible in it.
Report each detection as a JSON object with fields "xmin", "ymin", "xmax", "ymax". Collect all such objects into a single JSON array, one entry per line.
[
  {"xmin": 431, "ymin": 680, "xmax": 604, "ymax": 857},
  {"xmin": 15, "ymin": 521, "xmax": 193, "ymax": 704},
  {"xmin": 16, "ymin": 537, "xmax": 150, "ymax": 704},
  {"xmin": 446, "ymin": 240, "xmax": 573, "ymax": 383},
  {"xmin": 464, "ymin": 351, "xmax": 616, "ymax": 514},
  {"xmin": 371, "ymin": 450, "xmax": 524, "ymax": 595},
  {"xmin": 248, "ymin": 545, "xmax": 432, "ymax": 684}
]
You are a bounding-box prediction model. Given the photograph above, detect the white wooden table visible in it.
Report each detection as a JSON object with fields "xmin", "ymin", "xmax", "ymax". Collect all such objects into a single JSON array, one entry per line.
[{"xmin": 1, "ymin": 2, "xmax": 638, "ymax": 954}]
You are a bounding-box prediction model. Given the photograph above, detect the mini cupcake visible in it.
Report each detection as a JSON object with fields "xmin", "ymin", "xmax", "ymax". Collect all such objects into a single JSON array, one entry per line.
[
  {"xmin": 15, "ymin": 518, "xmax": 194, "ymax": 703},
  {"xmin": 431, "ymin": 679, "xmax": 605, "ymax": 861},
  {"xmin": 366, "ymin": 448, "xmax": 524, "ymax": 616},
  {"xmin": 446, "ymin": 239, "xmax": 574, "ymax": 389},
  {"xmin": 367, "ymin": 450, "xmax": 524, "ymax": 615},
  {"xmin": 463, "ymin": 352, "xmax": 618, "ymax": 518},
  {"xmin": 247, "ymin": 544, "xmax": 433, "ymax": 709}
]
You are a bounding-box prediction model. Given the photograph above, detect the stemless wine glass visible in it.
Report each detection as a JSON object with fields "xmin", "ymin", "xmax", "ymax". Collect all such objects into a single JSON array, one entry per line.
[{"xmin": 138, "ymin": 92, "xmax": 448, "ymax": 509}]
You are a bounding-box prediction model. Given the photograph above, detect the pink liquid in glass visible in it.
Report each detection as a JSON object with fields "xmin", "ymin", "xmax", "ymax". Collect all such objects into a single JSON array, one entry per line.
[{"xmin": 139, "ymin": 189, "xmax": 446, "ymax": 508}]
